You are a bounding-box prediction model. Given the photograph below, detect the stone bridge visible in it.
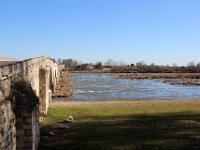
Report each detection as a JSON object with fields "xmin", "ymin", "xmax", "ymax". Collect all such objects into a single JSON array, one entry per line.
[{"xmin": 0, "ymin": 56, "xmax": 60, "ymax": 150}]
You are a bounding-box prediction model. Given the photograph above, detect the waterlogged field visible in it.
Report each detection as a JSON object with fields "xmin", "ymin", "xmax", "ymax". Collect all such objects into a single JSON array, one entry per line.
[
  {"xmin": 64, "ymin": 73, "xmax": 200, "ymax": 101},
  {"xmin": 40, "ymin": 100, "xmax": 200, "ymax": 150}
]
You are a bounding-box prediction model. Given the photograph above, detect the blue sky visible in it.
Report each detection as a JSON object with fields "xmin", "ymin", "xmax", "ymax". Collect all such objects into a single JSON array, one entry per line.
[{"xmin": 0, "ymin": 0, "xmax": 200, "ymax": 65}]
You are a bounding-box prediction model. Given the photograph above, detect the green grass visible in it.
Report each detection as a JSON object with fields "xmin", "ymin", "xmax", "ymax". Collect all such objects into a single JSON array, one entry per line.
[{"xmin": 39, "ymin": 100, "xmax": 200, "ymax": 150}]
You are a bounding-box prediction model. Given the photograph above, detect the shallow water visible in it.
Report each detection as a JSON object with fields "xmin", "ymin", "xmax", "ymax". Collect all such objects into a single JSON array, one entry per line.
[{"xmin": 60, "ymin": 73, "xmax": 200, "ymax": 101}]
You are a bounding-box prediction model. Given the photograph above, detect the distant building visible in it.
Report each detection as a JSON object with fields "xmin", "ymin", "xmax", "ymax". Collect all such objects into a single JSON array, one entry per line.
[
  {"xmin": 58, "ymin": 63, "xmax": 65, "ymax": 71},
  {"xmin": 76, "ymin": 64, "xmax": 94, "ymax": 71},
  {"xmin": 0, "ymin": 56, "xmax": 17, "ymax": 66},
  {"xmin": 0, "ymin": 56, "xmax": 16, "ymax": 61},
  {"xmin": 87, "ymin": 64, "xmax": 95, "ymax": 70}
]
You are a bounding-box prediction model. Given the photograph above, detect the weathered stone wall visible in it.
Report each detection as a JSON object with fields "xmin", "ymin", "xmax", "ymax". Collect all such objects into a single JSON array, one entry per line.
[
  {"xmin": 0, "ymin": 56, "xmax": 60, "ymax": 150},
  {"xmin": 0, "ymin": 57, "xmax": 59, "ymax": 113},
  {"xmin": 0, "ymin": 99, "xmax": 16, "ymax": 150},
  {"xmin": 16, "ymin": 98, "xmax": 39, "ymax": 150}
]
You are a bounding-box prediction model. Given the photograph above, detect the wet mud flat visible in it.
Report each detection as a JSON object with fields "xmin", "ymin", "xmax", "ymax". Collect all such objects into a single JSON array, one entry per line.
[{"xmin": 112, "ymin": 73, "xmax": 200, "ymax": 86}]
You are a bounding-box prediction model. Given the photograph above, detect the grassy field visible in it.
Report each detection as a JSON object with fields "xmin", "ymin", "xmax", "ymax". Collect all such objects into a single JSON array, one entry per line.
[{"xmin": 39, "ymin": 100, "xmax": 200, "ymax": 150}]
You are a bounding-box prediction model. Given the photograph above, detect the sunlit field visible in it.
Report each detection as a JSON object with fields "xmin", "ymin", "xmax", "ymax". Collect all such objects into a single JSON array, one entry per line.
[{"xmin": 39, "ymin": 100, "xmax": 200, "ymax": 150}]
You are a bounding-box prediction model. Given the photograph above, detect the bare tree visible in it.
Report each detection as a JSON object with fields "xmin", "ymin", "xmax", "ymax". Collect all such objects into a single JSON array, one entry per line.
[
  {"xmin": 136, "ymin": 61, "xmax": 147, "ymax": 67},
  {"xmin": 187, "ymin": 61, "xmax": 195, "ymax": 68},
  {"xmin": 57, "ymin": 58, "xmax": 62, "ymax": 64},
  {"xmin": 104, "ymin": 59, "xmax": 114, "ymax": 67},
  {"xmin": 62, "ymin": 58, "xmax": 78, "ymax": 70}
]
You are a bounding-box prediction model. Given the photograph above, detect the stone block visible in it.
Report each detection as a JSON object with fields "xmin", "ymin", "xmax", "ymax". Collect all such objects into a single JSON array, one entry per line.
[
  {"xmin": 24, "ymin": 137, "xmax": 32, "ymax": 142},
  {"xmin": 21, "ymin": 111, "xmax": 32, "ymax": 117},
  {"xmin": 24, "ymin": 141, "xmax": 32, "ymax": 148},
  {"xmin": 24, "ymin": 124, "xmax": 32, "ymax": 129},
  {"xmin": 16, "ymin": 130, "xmax": 24, "ymax": 136},
  {"xmin": 23, "ymin": 118, "xmax": 32, "ymax": 124},
  {"xmin": 24, "ymin": 130, "xmax": 32, "ymax": 136},
  {"xmin": 0, "ymin": 90, "xmax": 5, "ymax": 102},
  {"xmin": 2, "ymin": 140, "xmax": 8, "ymax": 148}
]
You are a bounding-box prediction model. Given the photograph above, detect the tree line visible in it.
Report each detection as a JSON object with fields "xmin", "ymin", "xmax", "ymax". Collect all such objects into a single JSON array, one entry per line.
[{"xmin": 58, "ymin": 58, "xmax": 200, "ymax": 73}]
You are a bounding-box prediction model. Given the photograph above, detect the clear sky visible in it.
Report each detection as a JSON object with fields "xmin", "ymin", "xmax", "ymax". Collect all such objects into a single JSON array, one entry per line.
[{"xmin": 0, "ymin": 0, "xmax": 200, "ymax": 65}]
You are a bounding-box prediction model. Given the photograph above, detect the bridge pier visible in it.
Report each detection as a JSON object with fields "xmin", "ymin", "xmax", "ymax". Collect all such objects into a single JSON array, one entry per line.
[
  {"xmin": 39, "ymin": 68, "xmax": 50, "ymax": 115},
  {"xmin": 15, "ymin": 93, "xmax": 40, "ymax": 150}
]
